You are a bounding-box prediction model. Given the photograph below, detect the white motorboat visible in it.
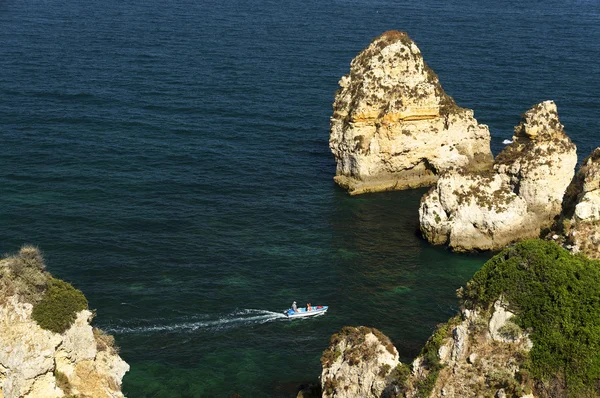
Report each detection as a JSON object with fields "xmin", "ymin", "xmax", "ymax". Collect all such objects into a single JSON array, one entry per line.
[{"xmin": 284, "ymin": 305, "xmax": 328, "ymax": 318}]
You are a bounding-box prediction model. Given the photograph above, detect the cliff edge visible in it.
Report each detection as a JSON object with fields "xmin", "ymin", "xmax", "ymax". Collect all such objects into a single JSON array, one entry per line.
[
  {"xmin": 330, "ymin": 31, "xmax": 492, "ymax": 195},
  {"xmin": 556, "ymin": 147, "xmax": 600, "ymax": 259},
  {"xmin": 0, "ymin": 246, "xmax": 129, "ymax": 398}
]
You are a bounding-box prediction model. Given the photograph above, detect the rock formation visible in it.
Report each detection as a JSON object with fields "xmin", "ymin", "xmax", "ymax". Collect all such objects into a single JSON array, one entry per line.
[
  {"xmin": 321, "ymin": 307, "xmax": 533, "ymax": 398},
  {"xmin": 330, "ymin": 31, "xmax": 492, "ymax": 195},
  {"xmin": 557, "ymin": 147, "xmax": 600, "ymax": 258},
  {"xmin": 0, "ymin": 246, "xmax": 129, "ymax": 398},
  {"xmin": 420, "ymin": 101, "xmax": 577, "ymax": 251},
  {"xmin": 319, "ymin": 240, "xmax": 600, "ymax": 397},
  {"xmin": 409, "ymin": 302, "xmax": 533, "ymax": 398},
  {"xmin": 320, "ymin": 326, "xmax": 400, "ymax": 398}
]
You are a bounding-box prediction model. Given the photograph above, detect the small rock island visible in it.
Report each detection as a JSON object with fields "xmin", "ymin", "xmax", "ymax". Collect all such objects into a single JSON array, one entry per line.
[
  {"xmin": 420, "ymin": 100, "xmax": 577, "ymax": 251},
  {"xmin": 330, "ymin": 31, "xmax": 600, "ymax": 258},
  {"xmin": 330, "ymin": 31, "xmax": 492, "ymax": 195}
]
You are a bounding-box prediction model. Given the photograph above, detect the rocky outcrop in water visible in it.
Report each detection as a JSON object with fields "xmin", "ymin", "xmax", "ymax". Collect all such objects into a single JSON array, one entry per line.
[
  {"xmin": 557, "ymin": 147, "xmax": 600, "ymax": 258},
  {"xmin": 320, "ymin": 307, "xmax": 533, "ymax": 398},
  {"xmin": 419, "ymin": 101, "xmax": 577, "ymax": 251},
  {"xmin": 0, "ymin": 247, "xmax": 129, "ymax": 398},
  {"xmin": 320, "ymin": 326, "xmax": 400, "ymax": 398},
  {"xmin": 320, "ymin": 240, "xmax": 600, "ymax": 397},
  {"xmin": 330, "ymin": 31, "xmax": 492, "ymax": 195}
]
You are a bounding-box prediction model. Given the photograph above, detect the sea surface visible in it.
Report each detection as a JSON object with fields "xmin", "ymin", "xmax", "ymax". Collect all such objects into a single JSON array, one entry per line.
[{"xmin": 1, "ymin": 0, "xmax": 599, "ymax": 396}]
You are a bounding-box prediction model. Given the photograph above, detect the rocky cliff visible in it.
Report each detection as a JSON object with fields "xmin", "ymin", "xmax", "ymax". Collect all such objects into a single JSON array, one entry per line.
[
  {"xmin": 320, "ymin": 240, "xmax": 600, "ymax": 397},
  {"xmin": 0, "ymin": 246, "xmax": 129, "ymax": 398},
  {"xmin": 330, "ymin": 31, "xmax": 492, "ymax": 195},
  {"xmin": 320, "ymin": 327, "xmax": 400, "ymax": 398},
  {"xmin": 420, "ymin": 101, "xmax": 577, "ymax": 251},
  {"xmin": 556, "ymin": 147, "xmax": 600, "ymax": 258},
  {"xmin": 320, "ymin": 306, "xmax": 533, "ymax": 398}
]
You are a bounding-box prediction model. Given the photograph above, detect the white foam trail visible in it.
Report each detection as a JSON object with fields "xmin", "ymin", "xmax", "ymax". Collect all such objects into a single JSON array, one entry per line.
[
  {"xmin": 503, "ymin": 139, "xmax": 513, "ymax": 144},
  {"xmin": 103, "ymin": 309, "xmax": 287, "ymax": 335}
]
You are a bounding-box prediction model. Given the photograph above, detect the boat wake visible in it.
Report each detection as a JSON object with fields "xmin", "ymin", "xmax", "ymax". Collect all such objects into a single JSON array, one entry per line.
[{"xmin": 101, "ymin": 309, "xmax": 287, "ymax": 335}]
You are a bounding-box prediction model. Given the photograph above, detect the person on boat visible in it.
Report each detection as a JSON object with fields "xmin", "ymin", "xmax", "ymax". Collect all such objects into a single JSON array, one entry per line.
[
  {"xmin": 292, "ymin": 301, "xmax": 299, "ymax": 313},
  {"xmin": 307, "ymin": 303, "xmax": 312, "ymax": 311}
]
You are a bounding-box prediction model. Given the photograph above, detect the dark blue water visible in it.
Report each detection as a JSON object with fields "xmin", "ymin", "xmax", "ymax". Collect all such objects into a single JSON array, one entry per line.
[{"xmin": 1, "ymin": 0, "xmax": 599, "ymax": 396}]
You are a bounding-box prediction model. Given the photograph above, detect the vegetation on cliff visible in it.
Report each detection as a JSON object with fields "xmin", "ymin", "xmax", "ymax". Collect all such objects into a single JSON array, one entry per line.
[
  {"xmin": 1, "ymin": 246, "xmax": 87, "ymax": 333},
  {"xmin": 32, "ymin": 277, "xmax": 88, "ymax": 333},
  {"xmin": 0, "ymin": 245, "xmax": 48, "ymax": 304},
  {"xmin": 321, "ymin": 239, "xmax": 600, "ymax": 397},
  {"xmin": 462, "ymin": 239, "xmax": 600, "ymax": 397}
]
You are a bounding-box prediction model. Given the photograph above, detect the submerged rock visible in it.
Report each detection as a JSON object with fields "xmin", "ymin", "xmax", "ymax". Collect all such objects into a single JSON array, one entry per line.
[
  {"xmin": 420, "ymin": 101, "xmax": 577, "ymax": 251},
  {"xmin": 330, "ymin": 31, "xmax": 492, "ymax": 195}
]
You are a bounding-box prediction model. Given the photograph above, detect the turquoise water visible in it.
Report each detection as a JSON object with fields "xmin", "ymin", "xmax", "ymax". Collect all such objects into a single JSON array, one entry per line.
[{"xmin": 1, "ymin": 0, "xmax": 599, "ymax": 396}]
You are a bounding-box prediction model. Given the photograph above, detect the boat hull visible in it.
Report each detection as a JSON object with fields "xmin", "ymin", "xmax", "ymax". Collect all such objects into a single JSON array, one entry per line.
[{"xmin": 284, "ymin": 306, "xmax": 328, "ymax": 318}]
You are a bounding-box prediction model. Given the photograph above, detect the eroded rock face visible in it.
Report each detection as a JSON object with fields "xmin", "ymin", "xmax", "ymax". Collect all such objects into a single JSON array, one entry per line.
[
  {"xmin": 0, "ymin": 296, "xmax": 129, "ymax": 398},
  {"xmin": 420, "ymin": 101, "xmax": 577, "ymax": 251},
  {"xmin": 330, "ymin": 31, "xmax": 492, "ymax": 195},
  {"xmin": 427, "ymin": 304, "xmax": 532, "ymax": 398},
  {"xmin": 400, "ymin": 304, "xmax": 532, "ymax": 398},
  {"xmin": 321, "ymin": 326, "xmax": 400, "ymax": 398},
  {"xmin": 320, "ymin": 305, "xmax": 533, "ymax": 398},
  {"xmin": 560, "ymin": 148, "xmax": 600, "ymax": 258}
]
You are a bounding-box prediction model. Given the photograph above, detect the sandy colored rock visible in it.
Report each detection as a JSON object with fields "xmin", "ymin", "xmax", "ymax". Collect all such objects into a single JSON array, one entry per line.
[
  {"xmin": 0, "ymin": 294, "xmax": 128, "ymax": 398},
  {"xmin": 320, "ymin": 305, "xmax": 535, "ymax": 398},
  {"xmin": 410, "ymin": 306, "xmax": 533, "ymax": 398},
  {"xmin": 560, "ymin": 148, "xmax": 600, "ymax": 259},
  {"xmin": 488, "ymin": 299, "xmax": 516, "ymax": 342},
  {"xmin": 330, "ymin": 31, "xmax": 492, "ymax": 195},
  {"xmin": 321, "ymin": 326, "xmax": 400, "ymax": 398},
  {"xmin": 420, "ymin": 101, "xmax": 577, "ymax": 251}
]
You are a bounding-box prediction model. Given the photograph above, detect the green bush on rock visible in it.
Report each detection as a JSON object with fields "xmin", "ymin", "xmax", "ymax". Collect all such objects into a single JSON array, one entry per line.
[
  {"xmin": 462, "ymin": 239, "xmax": 600, "ymax": 396},
  {"xmin": 32, "ymin": 277, "xmax": 88, "ymax": 334}
]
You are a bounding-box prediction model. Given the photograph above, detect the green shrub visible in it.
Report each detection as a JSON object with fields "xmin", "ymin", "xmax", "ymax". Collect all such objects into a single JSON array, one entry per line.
[
  {"xmin": 32, "ymin": 278, "xmax": 88, "ymax": 334},
  {"xmin": 412, "ymin": 316, "xmax": 460, "ymax": 397},
  {"xmin": 378, "ymin": 363, "xmax": 391, "ymax": 378},
  {"xmin": 323, "ymin": 377, "xmax": 338, "ymax": 395},
  {"xmin": 389, "ymin": 363, "xmax": 411, "ymax": 389},
  {"xmin": 462, "ymin": 239, "xmax": 600, "ymax": 396}
]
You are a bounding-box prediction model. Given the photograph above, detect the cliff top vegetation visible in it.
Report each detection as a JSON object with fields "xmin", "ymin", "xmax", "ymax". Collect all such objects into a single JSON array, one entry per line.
[
  {"xmin": 461, "ymin": 239, "xmax": 600, "ymax": 397},
  {"xmin": 1, "ymin": 246, "xmax": 88, "ymax": 333}
]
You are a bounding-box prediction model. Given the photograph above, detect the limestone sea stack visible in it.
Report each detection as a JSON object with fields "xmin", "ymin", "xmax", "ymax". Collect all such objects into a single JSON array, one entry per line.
[
  {"xmin": 420, "ymin": 101, "xmax": 577, "ymax": 251},
  {"xmin": 330, "ymin": 31, "xmax": 492, "ymax": 195},
  {"xmin": 0, "ymin": 247, "xmax": 129, "ymax": 398},
  {"xmin": 559, "ymin": 148, "xmax": 600, "ymax": 258}
]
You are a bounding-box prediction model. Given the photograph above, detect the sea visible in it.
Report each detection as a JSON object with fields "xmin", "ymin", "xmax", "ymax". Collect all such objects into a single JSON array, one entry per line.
[{"xmin": 1, "ymin": 0, "xmax": 599, "ymax": 396}]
